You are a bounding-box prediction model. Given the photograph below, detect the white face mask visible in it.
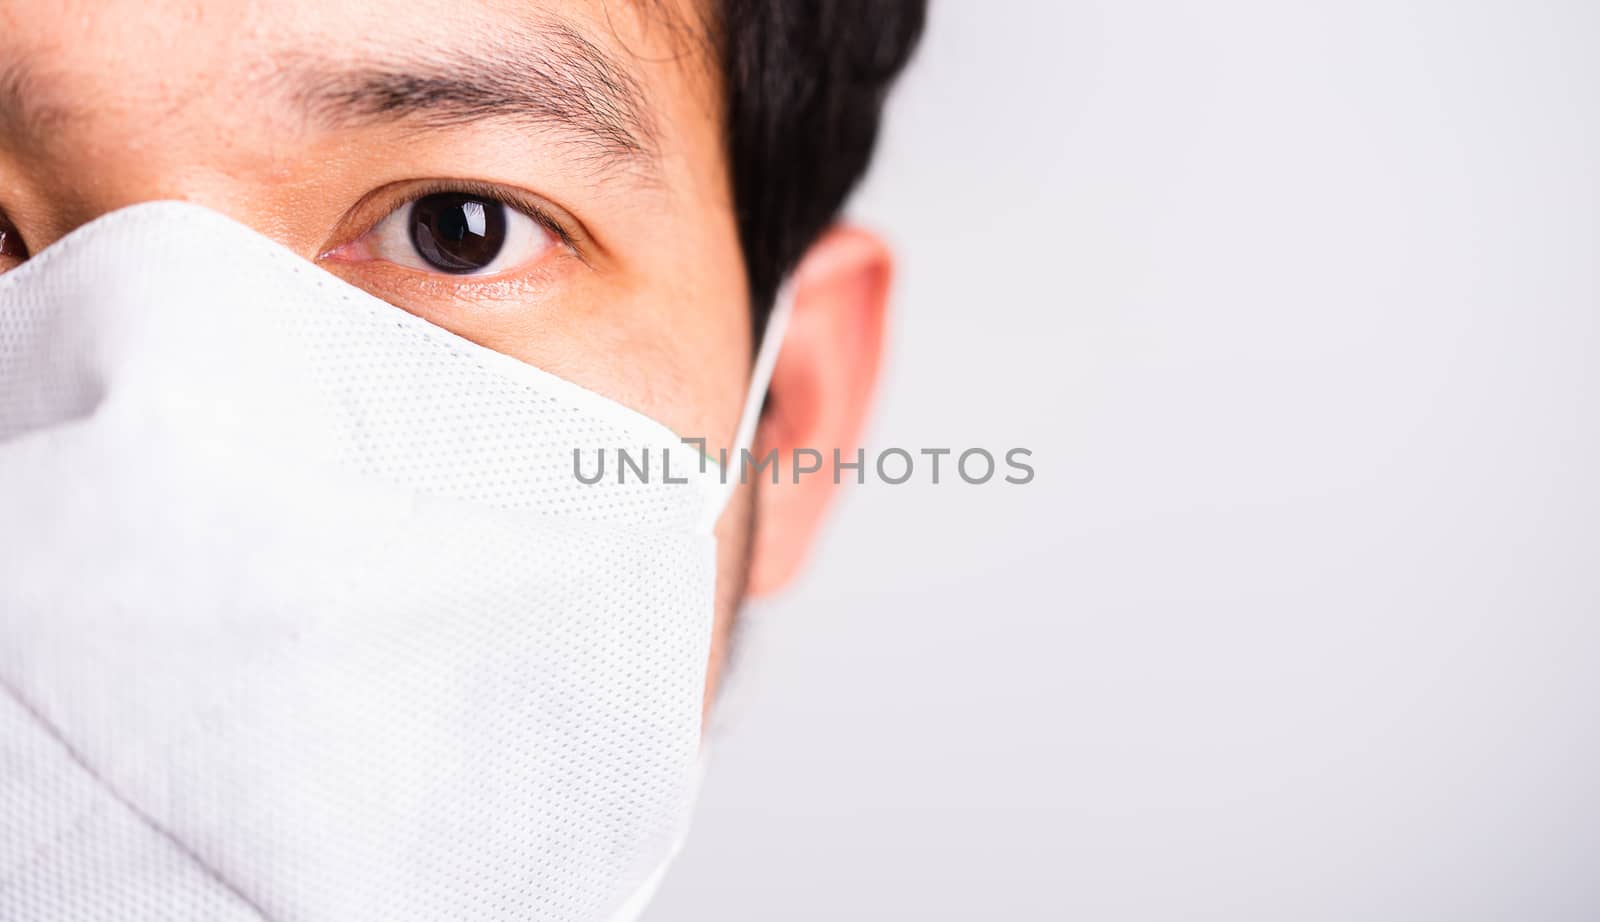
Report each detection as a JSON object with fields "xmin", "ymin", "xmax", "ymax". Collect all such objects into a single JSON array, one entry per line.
[{"xmin": 0, "ymin": 202, "xmax": 790, "ymax": 921}]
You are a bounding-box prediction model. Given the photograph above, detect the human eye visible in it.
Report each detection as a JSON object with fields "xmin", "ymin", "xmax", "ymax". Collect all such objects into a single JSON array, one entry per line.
[
  {"xmin": 0, "ymin": 212, "xmax": 28, "ymax": 272},
  {"xmin": 322, "ymin": 182, "xmax": 576, "ymax": 279}
]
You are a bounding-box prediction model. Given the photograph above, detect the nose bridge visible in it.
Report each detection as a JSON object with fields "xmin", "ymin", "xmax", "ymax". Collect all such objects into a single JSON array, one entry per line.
[
  {"xmin": 15, "ymin": 133, "xmax": 266, "ymax": 254},
  {"xmin": 2, "ymin": 45, "xmax": 278, "ymax": 251}
]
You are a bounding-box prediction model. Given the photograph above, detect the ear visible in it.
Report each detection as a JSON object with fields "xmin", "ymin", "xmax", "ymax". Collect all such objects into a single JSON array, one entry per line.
[{"xmin": 745, "ymin": 226, "xmax": 893, "ymax": 596}]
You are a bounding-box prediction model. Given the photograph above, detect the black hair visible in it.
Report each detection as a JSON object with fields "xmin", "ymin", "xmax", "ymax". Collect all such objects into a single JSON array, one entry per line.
[{"xmin": 716, "ymin": 0, "xmax": 926, "ymax": 335}]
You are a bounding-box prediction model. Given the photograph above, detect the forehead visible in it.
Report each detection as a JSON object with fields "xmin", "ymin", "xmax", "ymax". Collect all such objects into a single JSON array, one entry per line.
[{"xmin": 0, "ymin": 0, "xmax": 701, "ymax": 74}]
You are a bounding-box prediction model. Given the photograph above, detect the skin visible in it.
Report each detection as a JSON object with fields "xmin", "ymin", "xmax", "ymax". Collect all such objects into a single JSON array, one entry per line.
[{"xmin": 0, "ymin": 0, "xmax": 891, "ymax": 714}]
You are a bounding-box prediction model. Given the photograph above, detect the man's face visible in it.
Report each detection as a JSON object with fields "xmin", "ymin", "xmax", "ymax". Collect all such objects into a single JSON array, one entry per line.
[{"xmin": 0, "ymin": 0, "xmax": 762, "ymax": 701}]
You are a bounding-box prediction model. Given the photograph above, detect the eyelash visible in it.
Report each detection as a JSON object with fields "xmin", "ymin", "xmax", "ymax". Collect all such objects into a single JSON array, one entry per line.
[{"xmin": 366, "ymin": 178, "xmax": 581, "ymax": 255}]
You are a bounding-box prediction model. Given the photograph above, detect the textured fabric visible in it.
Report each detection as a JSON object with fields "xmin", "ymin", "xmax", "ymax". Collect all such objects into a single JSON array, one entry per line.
[{"xmin": 0, "ymin": 202, "xmax": 745, "ymax": 920}]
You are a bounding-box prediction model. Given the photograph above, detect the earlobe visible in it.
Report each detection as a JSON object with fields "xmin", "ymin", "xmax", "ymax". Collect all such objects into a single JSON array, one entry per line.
[{"xmin": 745, "ymin": 226, "xmax": 893, "ymax": 596}]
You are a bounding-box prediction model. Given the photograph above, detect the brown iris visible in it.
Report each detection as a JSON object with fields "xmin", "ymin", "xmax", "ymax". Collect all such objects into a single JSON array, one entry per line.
[{"xmin": 407, "ymin": 193, "xmax": 508, "ymax": 274}]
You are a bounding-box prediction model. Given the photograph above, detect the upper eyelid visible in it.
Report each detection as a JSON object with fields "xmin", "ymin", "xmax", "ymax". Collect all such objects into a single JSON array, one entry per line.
[
  {"xmin": 374, "ymin": 180, "xmax": 581, "ymax": 249},
  {"xmin": 316, "ymin": 180, "xmax": 599, "ymax": 278}
]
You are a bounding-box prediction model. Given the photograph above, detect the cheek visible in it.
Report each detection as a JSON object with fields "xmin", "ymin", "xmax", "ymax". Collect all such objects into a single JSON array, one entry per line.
[
  {"xmin": 639, "ymin": 243, "xmax": 756, "ymax": 449},
  {"xmin": 536, "ymin": 273, "xmax": 753, "ymax": 453}
]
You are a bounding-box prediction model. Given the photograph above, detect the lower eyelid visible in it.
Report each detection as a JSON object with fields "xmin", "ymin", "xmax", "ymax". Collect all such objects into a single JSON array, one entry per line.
[{"xmin": 330, "ymin": 259, "xmax": 573, "ymax": 323}]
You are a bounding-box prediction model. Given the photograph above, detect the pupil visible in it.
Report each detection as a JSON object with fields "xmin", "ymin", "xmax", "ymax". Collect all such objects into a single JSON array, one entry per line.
[{"xmin": 409, "ymin": 193, "xmax": 507, "ymax": 273}]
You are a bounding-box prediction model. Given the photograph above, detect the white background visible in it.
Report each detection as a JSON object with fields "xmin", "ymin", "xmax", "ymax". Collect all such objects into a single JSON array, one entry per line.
[{"xmin": 650, "ymin": 1, "xmax": 1599, "ymax": 919}]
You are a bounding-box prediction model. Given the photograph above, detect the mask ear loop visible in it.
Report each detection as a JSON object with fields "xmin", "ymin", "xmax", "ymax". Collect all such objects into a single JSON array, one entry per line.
[
  {"xmin": 699, "ymin": 280, "xmax": 797, "ymax": 532},
  {"xmin": 616, "ymin": 287, "xmax": 792, "ymax": 922}
]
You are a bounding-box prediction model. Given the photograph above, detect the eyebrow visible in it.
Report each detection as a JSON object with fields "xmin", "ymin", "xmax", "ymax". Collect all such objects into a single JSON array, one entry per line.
[
  {"xmin": 0, "ymin": 21, "xmax": 661, "ymax": 181},
  {"xmin": 283, "ymin": 22, "xmax": 661, "ymax": 170}
]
